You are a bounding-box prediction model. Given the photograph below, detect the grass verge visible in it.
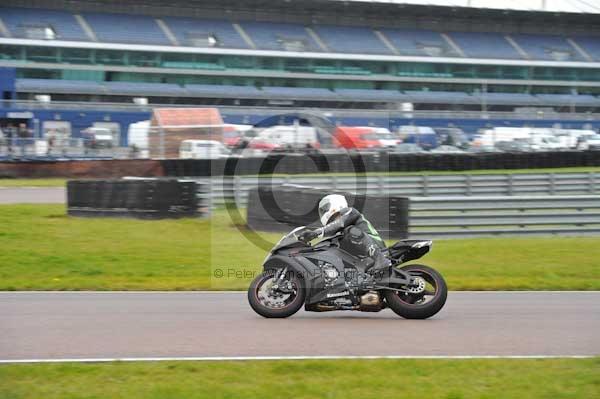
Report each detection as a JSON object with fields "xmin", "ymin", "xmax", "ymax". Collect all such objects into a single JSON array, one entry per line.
[
  {"xmin": 0, "ymin": 178, "xmax": 67, "ymax": 187},
  {"xmin": 1, "ymin": 204, "xmax": 599, "ymax": 291},
  {"xmin": 1, "ymin": 358, "xmax": 599, "ymax": 399}
]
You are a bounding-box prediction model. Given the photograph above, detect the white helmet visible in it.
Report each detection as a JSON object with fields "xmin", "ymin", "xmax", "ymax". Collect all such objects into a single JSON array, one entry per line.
[{"xmin": 318, "ymin": 194, "xmax": 348, "ymax": 226}]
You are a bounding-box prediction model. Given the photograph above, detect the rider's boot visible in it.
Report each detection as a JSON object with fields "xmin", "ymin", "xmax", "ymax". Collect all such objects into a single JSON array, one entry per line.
[{"xmin": 366, "ymin": 252, "xmax": 391, "ymax": 275}]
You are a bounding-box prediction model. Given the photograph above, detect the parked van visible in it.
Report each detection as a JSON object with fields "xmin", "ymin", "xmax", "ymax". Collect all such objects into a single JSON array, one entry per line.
[
  {"xmin": 334, "ymin": 126, "xmax": 385, "ymax": 150},
  {"xmin": 357, "ymin": 127, "xmax": 399, "ymax": 148},
  {"xmin": 179, "ymin": 140, "xmax": 230, "ymax": 159},
  {"xmin": 473, "ymin": 127, "xmax": 569, "ymax": 151},
  {"xmin": 553, "ymin": 129, "xmax": 581, "ymax": 149},
  {"xmin": 245, "ymin": 125, "xmax": 320, "ymax": 150},
  {"xmin": 81, "ymin": 127, "xmax": 115, "ymax": 149},
  {"xmin": 529, "ymin": 128, "xmax": 564, "ymax": 151},
  {"xmin": 472, "ymin": 127, "xmax": 532, "ymax": 148},
  {"xmin": 397, "ymin": 126, "xmax": 439, "ymax": 150},
  {"xmin": 551, "ymin": 129, "xmax": 598, "ymax": 149},
  {"xmin": 127, "ymin": 120, "xmax": 150, "ymax": 158}
]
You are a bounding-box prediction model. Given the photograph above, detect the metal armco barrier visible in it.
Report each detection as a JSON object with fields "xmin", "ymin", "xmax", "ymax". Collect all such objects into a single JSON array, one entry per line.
[
  {"xmin": 198, "ymin": 172, "xmax": 600, "ymax": 208},
  {"xmin": 226, "ymin": 176, "xmax": 600, "ymax": 239},
  {"xmin": 409, "ymin": 195, "xmax": 600, "ymax": 238},
  {"xmin": 67, "ymin": 179, "xmax": 200, "ymax": 219},
  {"xmin": 245, "ymin": 191, "xmax": 600, "ymax": 239}
]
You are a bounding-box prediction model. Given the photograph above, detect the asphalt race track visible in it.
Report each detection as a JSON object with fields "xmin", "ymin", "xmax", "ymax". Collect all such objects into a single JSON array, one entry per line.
[
  {"xmin": 0, "ymin": 187, "xmax": 65, "ymax": 204},
  {"xmin": 1, "ymin": 292, "xmax": 598, "ymax": 361}
]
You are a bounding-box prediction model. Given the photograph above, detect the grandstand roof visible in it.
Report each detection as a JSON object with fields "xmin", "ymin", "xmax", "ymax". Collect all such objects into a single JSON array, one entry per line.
[
  {"xmin": 4, "ymin": 0, "xmax": 599, "ymax": 29},
  {"xmin": 334, "ymin": 0, "xmax": 600, "ymax": 14},
  {"xmin": 9, "ymin": 0, "xmax": 600, "ymax": 14}
]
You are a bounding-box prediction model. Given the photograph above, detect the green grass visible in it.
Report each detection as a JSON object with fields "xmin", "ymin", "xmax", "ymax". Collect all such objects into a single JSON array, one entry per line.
[
  {"xmin": 1, "ymin": 358, "xmax": 599, "ymax": 398},
  {"xmin": 1, "ymin": 166, "xmax": 600, "ymax": 187},
  {"xmin": 1, "ymin": 204, "xmax": 599, "ymax": 291},
  {"xmin": 0, "ymin": 178, "xmax": 67, "ymax": 187}
]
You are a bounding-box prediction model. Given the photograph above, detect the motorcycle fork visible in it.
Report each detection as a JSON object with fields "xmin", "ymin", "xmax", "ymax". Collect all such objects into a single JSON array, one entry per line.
[
  {"xmin": 274, "ymin": 267, "xmax": 288, "ymax": 282},
  {"xmin": 272, "ymin": 267, "xmax": 293, "ymax": 294}
]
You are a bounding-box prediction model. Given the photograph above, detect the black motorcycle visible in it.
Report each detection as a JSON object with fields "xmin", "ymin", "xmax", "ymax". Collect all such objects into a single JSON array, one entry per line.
[{"xmin": 248, "ymin": 226, "xmax": 447, "ymax": 319}]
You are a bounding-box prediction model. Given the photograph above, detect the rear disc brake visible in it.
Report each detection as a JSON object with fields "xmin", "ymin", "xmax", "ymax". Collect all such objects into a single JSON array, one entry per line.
[{"xmin": 407, "ymin": 276, "xmax": 426, "ymax": 294}]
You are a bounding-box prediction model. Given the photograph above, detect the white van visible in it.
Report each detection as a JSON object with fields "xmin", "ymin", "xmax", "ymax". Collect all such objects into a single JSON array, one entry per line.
[
  {"xmin": 81, "ymin": 127, "xmax": 115, "ymax": 148},
  {"xmin": 576, "ymin": 132, "xmax": 600, "ymax": 150},
  {"xmin": 474, "ymin": 127, "xmax": 532, "ymax": 147},
  {"xmin": 127, "ymin": 120, "xmax": 150, "ymax": 157},
  {"xmin": 179, "ymin": 140, "xmax": 230, "ymax": 159},
  {"xmin": 251, "ymin": 125, "xmax": 319, "ymax": 149},
  {"xmin": 552, "ymin": 129, "xmax": 598, "ymax": 149}
]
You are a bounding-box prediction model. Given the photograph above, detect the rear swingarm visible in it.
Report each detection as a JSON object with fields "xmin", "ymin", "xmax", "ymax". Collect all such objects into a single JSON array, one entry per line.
[{"xmin": 371, "ymin": 268, "xmax": 421, "ymax": 292}]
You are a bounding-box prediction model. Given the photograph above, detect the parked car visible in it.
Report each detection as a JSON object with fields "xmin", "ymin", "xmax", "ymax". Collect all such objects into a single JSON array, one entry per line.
[
  {"xmin": 179, "ymin": 140, "xmax": 230, "ymax": 159},
  {"xmin": 429, "ymin": 145, "xmax": 465, "ymax": 154},
  {"xmin": 467, "ymin": 145, "xmax": 502, "ymax": 153},
  {"xmin": 529, "ymin": 129, "xmax": 569, "ymax": 151},
  {"xmin": 577, "ymin": 133, "xmax": 600, "ymax": 150},
  {"xmin": 393, "ymin": 143, "xmax": 425, "ymax": 153},
  {"xmin": 434, "ymin": 127, "xmax": 470, "ymax": 149},
  {"xmin": 397, "ymin": 126, "xmax": 439, "ymax": 150},
  {"xmin": 495, "ymin": 140, "xmax": 533, "ymax": 152},
  {"xmin": 467, "ymin": 146, "xmax": 502, "ymax": 153}
]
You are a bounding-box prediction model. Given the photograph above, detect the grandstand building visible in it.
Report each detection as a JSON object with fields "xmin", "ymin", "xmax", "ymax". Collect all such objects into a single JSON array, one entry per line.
[{"xmin": 0, "ymin": 0, "xmax": 599, "ymax": 142}]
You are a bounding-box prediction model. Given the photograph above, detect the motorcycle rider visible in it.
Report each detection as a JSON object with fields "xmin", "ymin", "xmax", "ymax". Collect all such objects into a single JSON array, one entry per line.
[{"xmin": 297, "ymin": 194, "xmax": 389, "ymax": 272}]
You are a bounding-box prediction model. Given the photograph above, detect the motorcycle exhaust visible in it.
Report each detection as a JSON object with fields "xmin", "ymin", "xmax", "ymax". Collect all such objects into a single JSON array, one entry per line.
[{"xmin": 359, "ymin": 292, "xmax": 382, "ymax": 312}]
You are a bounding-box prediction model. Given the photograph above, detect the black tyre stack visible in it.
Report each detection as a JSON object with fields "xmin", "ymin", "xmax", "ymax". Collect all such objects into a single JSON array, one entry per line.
[
  {"xmin": 161, "ymin": 150, "xmax": 600, "ymax": 177},
  {"xmin": 67, "ymin": 179, "xmax": 200, "ymax": 219}
]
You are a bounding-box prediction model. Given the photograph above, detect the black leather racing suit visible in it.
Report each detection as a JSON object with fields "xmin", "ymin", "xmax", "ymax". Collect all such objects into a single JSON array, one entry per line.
[{"xmin": 307, "ymin": 207, "xmax": 388, "ymax": 272}]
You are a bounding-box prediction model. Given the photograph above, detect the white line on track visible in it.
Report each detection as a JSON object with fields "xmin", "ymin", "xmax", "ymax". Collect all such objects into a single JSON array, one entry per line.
[{"xmin": 0, "ymin": 355, "xmax": 595, "ymax": 364}]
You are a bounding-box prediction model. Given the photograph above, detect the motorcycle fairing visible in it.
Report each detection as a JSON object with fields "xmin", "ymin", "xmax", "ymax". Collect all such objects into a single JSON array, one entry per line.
[
  {"xmin": 263, "ymin": 249, "xmax": 352, "ymax": 305},
  {"xmin": 301, "ymin": 249, "xmax": 349, "ymax": 305}
]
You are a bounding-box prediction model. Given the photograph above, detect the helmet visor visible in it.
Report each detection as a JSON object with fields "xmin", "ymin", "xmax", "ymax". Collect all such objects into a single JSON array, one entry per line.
[{"xmin": 318, "ymin": 201, "xmax": 330, "ymax": 220}]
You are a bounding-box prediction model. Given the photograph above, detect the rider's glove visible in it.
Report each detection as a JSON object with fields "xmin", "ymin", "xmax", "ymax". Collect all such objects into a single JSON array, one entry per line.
[{"xmin": 298, "ymin": 228, "xmax": 321, "ymax": 243}]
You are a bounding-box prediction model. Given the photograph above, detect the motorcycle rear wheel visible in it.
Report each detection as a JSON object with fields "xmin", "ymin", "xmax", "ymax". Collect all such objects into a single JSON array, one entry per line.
[
  {"xmin": 248, "ymin": 269, "xmax": 305, "ymax": 318},
  {"xmin": 384, "ymin": 264, "xmax": 447, "ymax": 319}
]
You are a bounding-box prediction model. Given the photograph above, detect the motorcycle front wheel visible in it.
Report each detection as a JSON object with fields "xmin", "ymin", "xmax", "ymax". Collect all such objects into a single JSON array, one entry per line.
[
  {"xmin": 248, "ymin": 269, "xmax": 305, "ymax": 318},
  {"xmin": 384, "ymin": 264, "xmax": 447, "ymax": 319}
]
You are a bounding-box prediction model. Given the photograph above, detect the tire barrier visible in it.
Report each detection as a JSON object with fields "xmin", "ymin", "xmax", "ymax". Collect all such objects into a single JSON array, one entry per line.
[
  {"xmin": 3, "ymin": 150, "xmax": 600, "ymax": 178},
  {"xmin": 67, "ymin": 179, "xmax": 199, "ymax": 219},
  {"xmin": 163, "ymin": 150, "xmax": 600, "ymax": 177},
  {"xmin": 0, "ymin": 159, "xmax": 163, "ymax": 178},
  {"xmin": 246, "ymin": 185, "xmax": 409, "ymax": 239}
]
